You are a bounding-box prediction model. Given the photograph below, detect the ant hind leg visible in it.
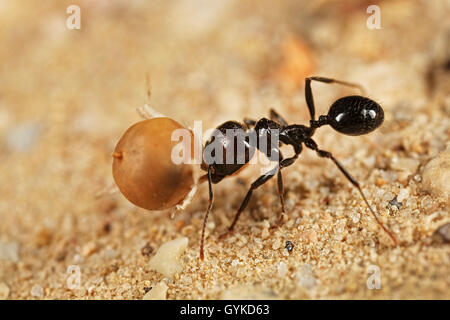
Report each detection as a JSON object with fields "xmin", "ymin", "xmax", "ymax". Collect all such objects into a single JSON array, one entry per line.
[
  {"xmin": 305, "ymin": 76, "xmax": 366, "ymax": 121},
  {"xmin": 304, "ymin": 138, "xmax": 397, "ymax": 245}
]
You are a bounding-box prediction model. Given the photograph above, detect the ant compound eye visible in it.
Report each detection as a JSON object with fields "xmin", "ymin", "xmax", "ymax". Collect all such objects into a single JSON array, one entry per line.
[{"xmin": 327, "ymin": 96, "xmax": 384, "ymax": 135}]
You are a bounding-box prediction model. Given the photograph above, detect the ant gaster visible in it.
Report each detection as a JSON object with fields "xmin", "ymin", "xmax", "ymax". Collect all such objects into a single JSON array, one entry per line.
[{"xmin": 199, "ymin": 76, "xmax": 397, "ymax": 260}]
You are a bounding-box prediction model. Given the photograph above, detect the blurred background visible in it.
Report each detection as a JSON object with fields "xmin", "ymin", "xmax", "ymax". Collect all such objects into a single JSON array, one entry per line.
[{"xmin": 0, "ymin": 0, "xmax": 449, "ymax": 299}]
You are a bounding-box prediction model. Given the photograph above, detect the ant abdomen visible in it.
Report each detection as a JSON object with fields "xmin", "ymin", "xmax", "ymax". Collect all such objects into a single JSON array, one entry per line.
[{"xmin": 327, "ymin": 95, "xmax": 384, "ymax": 136}]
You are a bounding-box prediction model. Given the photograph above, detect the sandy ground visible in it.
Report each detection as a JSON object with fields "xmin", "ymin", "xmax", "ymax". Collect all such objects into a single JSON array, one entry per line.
[{"xmin": 0, "ymin": 0, "xmax": 449, "ymax": 300}]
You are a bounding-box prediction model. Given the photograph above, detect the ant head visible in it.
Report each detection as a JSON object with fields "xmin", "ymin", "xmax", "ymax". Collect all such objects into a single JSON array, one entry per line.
[{"xmin": 327, "ymin": 95, "xmax": 384, "ymax": 136}]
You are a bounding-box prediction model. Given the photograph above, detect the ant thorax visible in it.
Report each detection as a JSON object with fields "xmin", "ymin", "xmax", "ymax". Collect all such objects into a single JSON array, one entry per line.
[{"xmin": 279, "ymin": 124, "xmax": 313, "ymax": 146}]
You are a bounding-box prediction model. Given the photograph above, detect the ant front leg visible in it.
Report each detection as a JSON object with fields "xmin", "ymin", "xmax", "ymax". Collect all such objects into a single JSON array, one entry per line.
[
  {"xmin": 304, "ymin": 138, "xmax": 397, "ymax": 245},
  {"xmin": 305, "ymin": 76, "xmax": 366, "ymax": 121},
  {"xmin": 272, "ymin": 150, "xmax": 301, "ymax": 229},
  {"xmin": 200, "ymin": 166, "xmax": 214, "ymax": 260}
]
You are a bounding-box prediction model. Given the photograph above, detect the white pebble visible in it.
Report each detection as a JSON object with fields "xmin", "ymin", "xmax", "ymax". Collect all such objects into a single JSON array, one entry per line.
[
  {"xmin": 31, "ymin": 285, "xmax": 44, "ymax": 298},
  {"xmin": 231, "ymin": 259, "xmax": 239, "ymax": 267},
  {"xmin": 0, "ymin": 241, "xmax": 20, "ymax": 262},
  {"xmin": 143, "ymin": 281, "xmax": 168, "ymax": 300},
  {"xmin": 272, "ymin": 240, "xmax": 282, "ymax": 250},
  {"xmin": 104, "ymin": 249, "xmax": 120, "ymax": 259},
  {"xmin": 363, "ymin": 156, "xmax": 376, "ymax": 168},
  {"xmin": 0, "ymin": 282, "xmax": 10, "ymax": 299},
  {"xmin": 296, "ymin": 264, "xmax": 316, "ymax": 289},
  {"xmin": 5, "ymin": 122, "xmax": 42, "ymax": 152},
  {"xmin": 397, "ymin": 188, "xmax": 409, "ymax": 202},
  {"xmin": 221, "ymin": 285, "xmax": 279, "ymax": 300},
  {"xmin": 277, "ymin": 262, "xmax": 288, "ymax": 277},
  {"xmin": 350, "ymin": 211, "xmax": 361, "ymax": 223},
  {"xmin": 391, "ymin": 156, "xmax": 419, "ymax": 173},
  {"xmin": 422, "ymin": 146, "xmax": 450, "ymax": 199},
  {"xmin": 149, "ymin": 237, "xmax": 188, "ymax": 278},
  {"xmin": 382, "ymin": 191, "xmax": 394, "ymax": 202}
]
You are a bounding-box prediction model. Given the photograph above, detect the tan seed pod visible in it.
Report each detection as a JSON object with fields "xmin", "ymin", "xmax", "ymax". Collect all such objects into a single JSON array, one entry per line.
[{"xmin": 112, "ymin": 117, "xmax": 197, "ymax": 210}]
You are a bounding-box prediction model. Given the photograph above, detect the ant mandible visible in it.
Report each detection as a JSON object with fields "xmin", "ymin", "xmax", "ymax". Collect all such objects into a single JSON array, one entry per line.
[{"xmin": 199, "ymin": 76, "xmax": 397, "ymax": 260}]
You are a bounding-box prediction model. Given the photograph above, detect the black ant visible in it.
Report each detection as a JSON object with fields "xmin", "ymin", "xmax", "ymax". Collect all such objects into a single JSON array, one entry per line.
[{"xmin": 199, "ymin": 76, "xmax": 397, "ymax": 260}]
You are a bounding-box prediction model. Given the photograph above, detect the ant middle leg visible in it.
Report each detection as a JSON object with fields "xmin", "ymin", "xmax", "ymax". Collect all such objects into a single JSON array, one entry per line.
[
  {"xmin": 304, "ymin": 138, "xmax": 397, "ymax": 245},
  {"xmin": 221, "ymin": 149, "xmax": 301, "ymax": 237},
  {"xmin": 220, "ymin": 165, "xmax": 278, "ymax": 238},
  {"xmin": 272, "ymin": 151, "xmax": 301, "ymax": 228},
  {"xmin": 243, "ymin": 118, "xmax": 256, "ymax": 129}
]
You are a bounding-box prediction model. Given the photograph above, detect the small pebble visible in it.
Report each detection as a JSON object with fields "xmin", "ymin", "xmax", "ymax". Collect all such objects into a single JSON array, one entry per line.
[
  {"xmin": 0, "ymin": 241, "xmax": 20, "ymax": 262},
  {"xmin": 149, "ymin": 237, "xmax": 188, "ymax": 278},
  {"xmin": 302, "ymin": 230, "xmax": 318, "ymax": 242},
  {"xmin": 296, "ymin": 264, "xmax": 316, "ymax": 289},
  {"xmin": 433, "ymin": 223, "xmax": 450, "ymax": 243},
  {"xmin": 104, "ymin": 249, "xmax": 120, "ymax": 259},
  {"xmin": 141, "ymin": 242, "xmax": 154, "ymax": 257},
  {"xmin": 5, "ymin": 122, "xmax": 42, "ymax": 152},
  {"xmin": 35, "ymin": 228, "xmax": 52, "ymax": 247},
  {"xmin": 397, "ymin": 188, "xmax": 409, "ymax": 202},
  {"xmin": 272, "ymin": 240, "xmax": 282, "ymax": 250},
  {"xmin": 422, "ymin": 147, "xmax": 450, "ymax": 199},
  {"xmin": 142, "ymin": 281, "xmax": 168, "ymax": 300},
  {"xmin": 285, "ymin": 241, "xmax": 294, "ymax": 253},
  {"xmin": 221, "ymin": 285, "xmax": 279, "ymax": 300},
  {"xmin": 260, "ymin": 228, "xmax": 270, "ymax": 239},
  {"xmin": 350, "ymin": 212, "xmax": 361, "ymax": 223},
  {"xmin": 143, "ymin": 286, "xmax": 152, "ymax": 293},
  {"xmin": 390, "ymin": 156, "xmax": 419, "ymax": 173},
  {"xmin": 277, "ymin": 262, "xmax": 288, "ymax": 277},
  {"xmin": 30, "ymin": 285, "xmax": 44, "ymax": 298},
  {"xmin": 388, "ymin": 196, "xmax": 403, "ymax": 210},
  {"xmin": 0, "ymin": 282, "xmax": 10, "ymax": 299},
  {"xmin": 81, "ymin": 242, "xmax": 97, "ymax": 257}
]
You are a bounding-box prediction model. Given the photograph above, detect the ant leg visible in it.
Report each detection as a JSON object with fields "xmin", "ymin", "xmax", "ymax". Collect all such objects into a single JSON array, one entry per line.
[
  {"xmin": 200, "ymin": 166, "xmax": 214, "ymax": 260},
  {"xmin": 270, "ymin": 109, "xmax": 288, "ymax": 126},
  {"xmin": 305, "ymin": 77, "xmax": 317, "ymax": 121},
  {"xmin": 275, "ymin": 152, "xmax": 286, "ymax": 226},
  {"xmin": 304, "ymin": 139, "xmax": 397, "ymax": 245},
  {"xmin": 272, "ymin": 152, "xmax": 300, "ymax": 228},
  {"xmin": 307, "ymin": 76, "xmax": 366, "ymax": 94},
  {"xmin": 277, "ymin": 170, "xmax": 285, "ymax": 214},
  {"xmin": 305, "ymin": 76, "xmax": 367, "ymax": 121},
  {"xmin": 244, "ymin": 118, "xmax": 257, "ymax": 130},
  {"xmin": 220, "ymin": 165, "xmax": 279, "ymax": 237}
]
